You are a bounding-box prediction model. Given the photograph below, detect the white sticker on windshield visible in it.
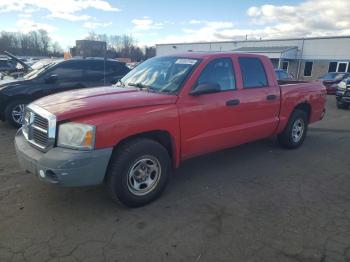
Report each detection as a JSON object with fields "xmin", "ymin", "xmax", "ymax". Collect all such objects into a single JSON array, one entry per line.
[{"xmin": 175, "ymin": 59, "xmax": 197, "ymax": 65}]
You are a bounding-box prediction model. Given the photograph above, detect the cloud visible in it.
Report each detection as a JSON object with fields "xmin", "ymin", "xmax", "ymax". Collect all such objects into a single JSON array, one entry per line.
[
  {"xmin": 83, "ymin": 21, "xmax": 112, "ymax": 29},
  {"xmin": 18, "ymin": 13, "xmax": 32, "ymax": 18},
  {"xmin": 245, "ymin": 0, "xmax": 350, "ymax": 38},
  {"xmin": 0, "ymin": 0, "xmax": 119, "ymax": 21},
  {"xmin": 152, "ymin": 0, "xmax": 350, "ymax": 45},
  {"xmin": 47, "ymin": 13, "xmax": 91, "ymax": 22},
  {"xmin": 189, "ymin": 19, "xmax": 201, "ymax": 24},
  {"xmin": 15, "ymin": 19, "xmax": 57, "ymax": 33},
  {"xmin": 132, "ymin": 17, "xmax": 163, "ymax": 31},
  {"xmin": 154, "ymin": 20, "xmax": 235, "ymax": 44}
]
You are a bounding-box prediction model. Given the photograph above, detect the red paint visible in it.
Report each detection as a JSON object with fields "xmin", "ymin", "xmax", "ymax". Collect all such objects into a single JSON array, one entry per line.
[
  {"xmin": 322, "ymin": 80, "xmax": 338, "ymax": 95},
  {"xmin": 34, "ymin": 53, "xmax": 327, "ymax": 168}
]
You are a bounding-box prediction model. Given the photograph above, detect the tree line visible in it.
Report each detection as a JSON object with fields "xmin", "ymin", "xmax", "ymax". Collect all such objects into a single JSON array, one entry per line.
[
  {"xmin": 0, "ymin": 30, "xmax": 156, "ymax": 61},
  {"xmin": 85, "ymin": 32, "xmax": 156, "ymax": 62},
  {"xmin": 0, "ymin": 30, "xmax": 63, "ymax": 57}
]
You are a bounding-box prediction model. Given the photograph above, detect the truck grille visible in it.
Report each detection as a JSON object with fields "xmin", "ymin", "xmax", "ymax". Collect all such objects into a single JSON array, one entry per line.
[{"xmin": 22, "ymin": 104, "xmax": 56, "ymax": 151}]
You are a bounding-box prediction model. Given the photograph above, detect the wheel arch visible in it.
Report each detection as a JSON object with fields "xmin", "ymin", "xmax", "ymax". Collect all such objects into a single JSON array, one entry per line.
[
  {"xmin": 294, "ymin": 101, "xmax": 311, "ymax": 121},
  {"xmin": 111, "ymin": 130, "xmax": 178, "ymax": 168}
]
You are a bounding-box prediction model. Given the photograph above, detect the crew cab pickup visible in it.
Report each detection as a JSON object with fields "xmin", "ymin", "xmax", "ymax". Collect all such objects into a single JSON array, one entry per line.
[{"xmin": 15, "ymin": 53, "xmax": 326, "ymax": 207}]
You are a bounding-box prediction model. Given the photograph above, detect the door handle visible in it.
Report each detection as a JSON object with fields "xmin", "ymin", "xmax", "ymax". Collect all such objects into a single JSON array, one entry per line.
[
  {"xmin": 266, "ymin": 94, "xmax": 277, "ymax": 100},
  {"xmin": 226, "ymin": 99, "xmax": 240, "ymax": 106}
]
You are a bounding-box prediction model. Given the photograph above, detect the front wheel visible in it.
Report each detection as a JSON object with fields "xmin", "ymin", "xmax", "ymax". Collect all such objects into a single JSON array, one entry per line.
[
  {"xmin": 106, "ymin": 138, "xmax": 171, "ymax": 207},
  {"xmin": 336, "ymin": 101, "xmax": 349, "ymax": 109},
  {"xmin": 5, "ymin": 100, "xmax": 29, "ymax": 128},
  {"xmin": 278, "ymin": 109, "xmax": 308, "ymax": 149}
]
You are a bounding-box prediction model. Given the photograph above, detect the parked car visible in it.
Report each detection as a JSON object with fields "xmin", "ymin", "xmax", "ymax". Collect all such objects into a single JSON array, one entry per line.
[
  {"xmin": 0, "ymin": 58, "xmax": 130, "ymax": 127},
  {"xmin": 15, "ymin": 53, "xmax": 326, "ymax": 207},
  {"xmin": 0, "ymin": 51, "xmax": 31, "ymax": 79},
  {"xmin": 318, "ymin": 72, "xmax": 350, "ymax": 94},
  {"xmin": 336, "ymin": 77, "xmax": 350, "ymax": 109}
]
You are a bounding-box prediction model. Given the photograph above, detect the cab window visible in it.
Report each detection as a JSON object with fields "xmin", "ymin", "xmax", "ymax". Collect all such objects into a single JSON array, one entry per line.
[
  {"xmin": 239, "ymin": 57, "xmax": 268, "ymax": 88},
  {"xmin": 196, "ymin": 58, "xmax": 236, "ymax": 91}
]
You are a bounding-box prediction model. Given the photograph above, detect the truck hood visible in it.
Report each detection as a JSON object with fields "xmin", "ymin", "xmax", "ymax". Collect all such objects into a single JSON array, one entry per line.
[{"xmin": 33, "ymin": 86, "xmax": 178, "ymax": 121}]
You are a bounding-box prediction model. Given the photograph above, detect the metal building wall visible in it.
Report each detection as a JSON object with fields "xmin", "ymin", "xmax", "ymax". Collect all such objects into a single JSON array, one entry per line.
[{"xmin": 156, "ymin": 36, "xmax": 350, "ymax": 61}]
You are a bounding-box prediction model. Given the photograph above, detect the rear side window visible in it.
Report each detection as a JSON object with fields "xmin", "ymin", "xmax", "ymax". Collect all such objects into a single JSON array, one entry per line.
[
  {"xmin": 48, "ymin": 60, "xmax": 83, "ymax": 79},
  {"xmin": 107, "ymin": 61, "xmax": 130, "ymax": 75},
  {"xmin": 85, "ymin": 60, "xmax": 104, "ymax": 73},
  {"xmin": 197, "ymin": 58, "xmax": 236, "ymax": 91},
  {"xmin": 238, "ymin": 57, "xmax": 268, "ymax": 88}
]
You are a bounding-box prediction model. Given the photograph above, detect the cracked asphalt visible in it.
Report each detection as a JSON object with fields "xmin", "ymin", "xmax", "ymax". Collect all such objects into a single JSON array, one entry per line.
[{"xmin": 0, "ymin": 97, "xmax": 350, "ymax": 262}]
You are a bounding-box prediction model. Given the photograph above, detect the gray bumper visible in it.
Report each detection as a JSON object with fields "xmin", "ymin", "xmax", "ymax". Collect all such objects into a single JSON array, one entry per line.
[{"xmin": 14, "ymin": 129, "xmax": 113, "ymax": 187}]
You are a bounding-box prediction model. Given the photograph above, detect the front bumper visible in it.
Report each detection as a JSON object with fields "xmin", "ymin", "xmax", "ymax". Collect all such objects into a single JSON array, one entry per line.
[
  {"xmin": 336, "ymin": 90, "xmax": 350, "ymax": 103},
  {"xmin": 0, "ymin": 94, "xmax": 8, "ymax": 121},
  {"xmin": 326, "ymin": 86, "xmax": 337, "ymax": 94},
  {"xmin": 15, "ymin": 129, "xmax": 113, "ymax": 186}
]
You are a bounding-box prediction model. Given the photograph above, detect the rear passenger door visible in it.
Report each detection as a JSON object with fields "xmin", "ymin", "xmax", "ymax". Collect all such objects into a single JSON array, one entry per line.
[
  {"xmin": 82, "ymin": 60, "xmax": 106, "ymax": 87},
  {"xmin": 235, "ymin": 56, "xmax": 280, "ymax": 140}
]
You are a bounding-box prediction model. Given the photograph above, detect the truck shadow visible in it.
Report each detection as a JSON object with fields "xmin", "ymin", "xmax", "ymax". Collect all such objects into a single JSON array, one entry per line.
[{"xmin": 43, "ymin": 138, "xmax": 278, "ymax": 212}]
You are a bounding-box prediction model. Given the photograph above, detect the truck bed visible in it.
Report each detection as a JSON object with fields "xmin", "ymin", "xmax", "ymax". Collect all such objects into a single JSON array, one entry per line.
[{"xmin": 276, "ymin": 81, "xmax": 327, "ymax": 134}]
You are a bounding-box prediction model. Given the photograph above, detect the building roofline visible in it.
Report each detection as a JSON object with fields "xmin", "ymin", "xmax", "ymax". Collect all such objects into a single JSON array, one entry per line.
[
  {"xmin": 233, "ymin": 46, "xmax": 298, "ymax": 53},
  {"xmin": 155, "ymin": 35, "xmax": 350, "ymax": 47}
]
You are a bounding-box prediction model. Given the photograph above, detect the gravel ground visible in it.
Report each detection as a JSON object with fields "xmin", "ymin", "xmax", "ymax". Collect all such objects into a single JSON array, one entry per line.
[{"xmin": 0, "ymin": 96, "xmax": 349, "ymax": 262}]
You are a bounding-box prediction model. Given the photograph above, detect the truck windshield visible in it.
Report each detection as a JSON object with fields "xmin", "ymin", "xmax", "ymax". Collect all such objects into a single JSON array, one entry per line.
[{"xmin": 119, "ymin": 56, "xmax": 199, "ymax": 93}]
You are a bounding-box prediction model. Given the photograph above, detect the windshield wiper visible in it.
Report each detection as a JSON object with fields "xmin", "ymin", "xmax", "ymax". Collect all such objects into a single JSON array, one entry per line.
[
  {"xmin": 116, "ymin": 79, "xmax": 126, "ymax": 87},
  {"xmin": 127, "ymin": 82, "xmax": 155, "ymax": 92}
]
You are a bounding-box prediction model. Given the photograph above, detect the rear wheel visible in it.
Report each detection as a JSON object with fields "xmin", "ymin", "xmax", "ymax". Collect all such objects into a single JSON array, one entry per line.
[
  {"xmin": 336, "ymin": 101, "xmax": 349, "ymax": 109},
  {"xmin": 5, "ymin": 100, "xmax": 28, "ymax": 128},
  {"xmin": 278, "ymin": 109, "xmax": 308, "ymax": 149},
  {"xmin": 106, "ymin": 138, "xmax": 171, "ymax": 207}
]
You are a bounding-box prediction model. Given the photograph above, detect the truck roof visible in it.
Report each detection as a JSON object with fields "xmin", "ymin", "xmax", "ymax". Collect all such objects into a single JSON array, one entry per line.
[{"xmin": 163, "ymin": 52, "xmax": 268, "ymax": 60}]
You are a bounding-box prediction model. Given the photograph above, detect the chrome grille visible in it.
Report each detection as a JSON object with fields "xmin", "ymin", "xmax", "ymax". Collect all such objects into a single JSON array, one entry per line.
[
  {"xmin": 33, "ymin": 114, "xmax": 48, "ymax": 130},
  {"xmin": 32, "ymin": 126, "xmax": 48, "ymax": 145},
  {"xmin": 22, "ymin": 104, "xmax": 56, "ymax": 151}
]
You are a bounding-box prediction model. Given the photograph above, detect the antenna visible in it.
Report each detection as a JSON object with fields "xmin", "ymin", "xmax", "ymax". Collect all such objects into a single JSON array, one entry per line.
[{"xmin": 103, "ymin": 45, "xmax": 106, "ymax": 85}]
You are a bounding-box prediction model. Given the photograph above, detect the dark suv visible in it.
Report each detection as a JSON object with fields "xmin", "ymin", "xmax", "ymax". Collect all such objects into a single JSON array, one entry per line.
[
  {"xmin": 336, "ymin": 77, "xmax": 350, "ymax": 109},
  {"xmin": 0, "ymin": 58, "xmax": 130, "ymax": 127}
]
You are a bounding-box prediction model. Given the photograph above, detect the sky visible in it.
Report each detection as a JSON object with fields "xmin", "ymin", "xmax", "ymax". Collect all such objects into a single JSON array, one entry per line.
[{"xmin": 0, "ymin": 0, "xmax": 349, "ymax": 50}]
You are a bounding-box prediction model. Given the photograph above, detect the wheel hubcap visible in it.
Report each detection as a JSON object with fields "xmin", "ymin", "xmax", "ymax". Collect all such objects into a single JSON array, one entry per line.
[
  {"xmin": 292, "ymin": 118, "xmax": 305, "ymax": 143},
  {"xmin": 127, "ymin": 156, "xmax": 161, "ymax": 196},
  {"xmin": 12, "ymin": 104, "xmax": 26, "ymax": 124}
]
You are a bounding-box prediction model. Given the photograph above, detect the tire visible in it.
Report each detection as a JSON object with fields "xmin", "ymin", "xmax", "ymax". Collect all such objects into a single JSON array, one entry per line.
[
  {"xmin": 336, "ymin": 101, "xmax": 349, "ymax": 109},
  {"xmin": 5, "ymin": 99, "xmax": 29, "ymax": 128},
  {"xmin": 106, "ymin": 138, "xmax": 171, "ymax": 207},
  {"xmin": 278, "ymin": 109, "xmax": 308, "ymax": 149}
]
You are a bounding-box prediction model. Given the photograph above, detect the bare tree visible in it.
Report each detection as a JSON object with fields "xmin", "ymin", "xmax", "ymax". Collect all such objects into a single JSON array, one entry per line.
[
  {"xmin": 0, "ymin": 30, "xmax": 63, "ymax": 56},
  {"xmin": 38, "ymin": 29, "xmax": 50, "ymax": 55},
  {"xmin": 83, "ymin": 33, "xmax": 155, "ymax": 62}
]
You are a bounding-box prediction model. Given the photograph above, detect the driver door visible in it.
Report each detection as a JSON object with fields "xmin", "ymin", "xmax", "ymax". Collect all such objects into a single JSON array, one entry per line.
[
  {"xmin": 178, "ymin": 57, "xmax": 243, "ymax": 159},
  {"xmin": 41, "ymin": 60, "xmax": 84, "ymax": 96}
]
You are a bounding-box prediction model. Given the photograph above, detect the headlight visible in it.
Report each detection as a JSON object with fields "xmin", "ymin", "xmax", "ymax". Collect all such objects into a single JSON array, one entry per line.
[
  {"xmin": 338, "ymin": 81, "xmax": 346, "ymax": 90},
  {"xmin": 58, "ymin": 123, "xmax": 95, "ymax": 150}
]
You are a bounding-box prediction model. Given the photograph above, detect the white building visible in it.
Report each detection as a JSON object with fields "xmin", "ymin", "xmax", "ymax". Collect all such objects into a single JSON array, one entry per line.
[{"xmin": 156, "ymin": 36, "xmax": 350, "ymax": 80}]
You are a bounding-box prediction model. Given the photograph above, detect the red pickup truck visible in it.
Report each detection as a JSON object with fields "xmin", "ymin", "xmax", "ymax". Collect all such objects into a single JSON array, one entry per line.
[{"xmin": 15, "ymin": 53, "xmax": 326, "ymax": 207}]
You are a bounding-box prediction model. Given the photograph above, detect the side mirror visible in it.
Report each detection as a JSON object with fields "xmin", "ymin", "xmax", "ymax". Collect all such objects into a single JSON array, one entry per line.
[
  {"xmin": 190, "ymin": 83, "xmax": 221, "ymax": 96},
  {"xmin": 45, "ymin": 74, "xmax": 58, "ymax": 84}
]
